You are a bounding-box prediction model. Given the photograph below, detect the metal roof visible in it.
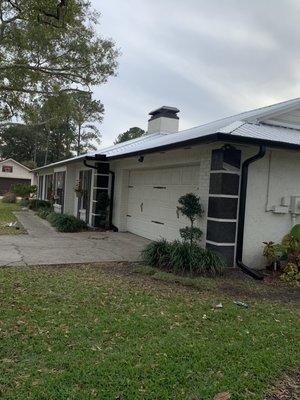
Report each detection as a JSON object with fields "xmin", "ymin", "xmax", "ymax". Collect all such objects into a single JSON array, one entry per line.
[{"xmin": 34, "ymin": 97, "xmax": 300, "ymax": 171}]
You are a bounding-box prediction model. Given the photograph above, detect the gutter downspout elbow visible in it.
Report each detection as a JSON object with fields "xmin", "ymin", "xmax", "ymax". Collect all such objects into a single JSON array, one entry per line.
[{"xmin": 236, "ymin": 145, "xmax": 266, "ymax": 280}]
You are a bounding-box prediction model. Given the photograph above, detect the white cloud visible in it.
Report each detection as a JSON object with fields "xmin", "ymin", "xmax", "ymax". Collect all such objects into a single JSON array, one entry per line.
[{"xmin": 91, "ymin": 0, "xmax": 300, "ymax": 147}]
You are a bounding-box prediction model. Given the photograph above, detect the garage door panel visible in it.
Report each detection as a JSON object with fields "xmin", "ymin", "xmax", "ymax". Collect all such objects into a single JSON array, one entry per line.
[{"xmin": 126, "ymin": 165, "xmax": 200, "ymax": 241}]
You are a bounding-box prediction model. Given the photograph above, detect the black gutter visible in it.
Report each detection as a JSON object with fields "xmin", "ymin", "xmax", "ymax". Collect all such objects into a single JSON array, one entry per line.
[
  {"xmin": 83, "ymin": 158, "xmax": 116, "ymax": 230},
  {"xmin": 236, "ymin": 145, "xmax": 266, "ymax": 280}
]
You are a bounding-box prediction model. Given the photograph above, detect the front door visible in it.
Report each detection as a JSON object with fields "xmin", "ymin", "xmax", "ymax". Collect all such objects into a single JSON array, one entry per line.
[{"xmin": 77, "ymin": 170, "xmax": 92, "ymax": 223}]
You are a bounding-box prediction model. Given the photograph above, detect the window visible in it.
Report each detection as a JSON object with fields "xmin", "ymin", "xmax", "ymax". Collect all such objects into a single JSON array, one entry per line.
[
  {"xmin": 44, "ymin": 174, "xmax": 54, "ymax": 200},
  {"xmin": 2, "ymin": 165, "xmax": 13, "ymax": 173},
  {"xmin": 38, "ymin": 176, "xmax": 44, "ymax": 199},
  {"xmin": 54, "ymin": 171, "xmax": 66, "ymax": 208}
]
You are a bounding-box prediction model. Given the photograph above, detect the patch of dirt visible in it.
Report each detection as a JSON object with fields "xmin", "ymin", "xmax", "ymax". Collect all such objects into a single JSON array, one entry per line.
[
  {"xmin": 264, "ymin": 371, "xmax": 300, "ymax": 400},
  {"xmin": 217, "ymin": 270, "xmax": 300, "ymax": 303},
  {"xmin": 20, "ymin": 262, "xmax": 300, "ymax": 303}
]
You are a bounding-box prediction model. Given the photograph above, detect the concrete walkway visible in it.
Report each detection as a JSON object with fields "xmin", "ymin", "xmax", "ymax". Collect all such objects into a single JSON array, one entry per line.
[{"xmin": 0, "ymin": 211, "xmax": 149, "ymax": 267}]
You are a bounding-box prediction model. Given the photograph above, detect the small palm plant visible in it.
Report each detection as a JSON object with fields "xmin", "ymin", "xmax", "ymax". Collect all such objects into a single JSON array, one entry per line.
[{"xmin": 177, "ymin": 193, "xmax": 204, "ymax": 247}]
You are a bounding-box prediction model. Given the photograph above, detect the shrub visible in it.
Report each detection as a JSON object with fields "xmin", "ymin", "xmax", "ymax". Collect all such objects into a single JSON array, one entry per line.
[
  {"xmin": 263, "ymin": 228, "xmax": 300, "ymax": 282},
  {"xmin": 142, "ymin": 239, "xmax": 225, "ymax": 276},
  {"xmin": 201, "ymin": 248, "xmax": 226, "ymax": 276},
  {"xmin": 12, "ymin": 183, "xmax": 37, "ymax": 199},
  {"xmin": 280, "ymin": 262, "xmax": 300, "ymax": 283},
  {"xmin": 37, "ymin": 208, "xmax": 52, "ymax": 219},
  {"xmin": 177, "ymin": 193, "xmax": 204, "ymax": 246},
  {"xmin": 46, "ymin": 212, "xmax": 87, "ymax": 232},
  {"xmin": 29, "ymin": 199, "xmax": 52, "ymax": 210},
  {"xmin": 141, "ymin": 239, "xmax": 172, "ymax": 269},
  {"xmin": 2, "ymin": 192, "xmax": 16, "ymax": 203},
  {"xmin": 46, "ymin": 212, "xmax": 61, "ymax": 225},
  {"xmin": 169, "ymin": 241, "xmax": 225, "ymax": 276},
  {"xmin": 19, "ymin": 199, "xmax": 30, "ymax": 207},
  {"xmin": 290, "ymin": 224, "xmax": 300, "ymax": 242}
]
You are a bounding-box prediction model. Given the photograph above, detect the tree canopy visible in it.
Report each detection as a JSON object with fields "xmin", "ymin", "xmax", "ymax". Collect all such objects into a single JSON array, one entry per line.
[
  {"xmin": 114, "ymin": 127, "xmax": 145, "ymax": 145},
  {"xmin": 0, "ymin": 0, "xmax": 119, "ymax": 165},
  {"xmin": 0, "ymin": 0, "xmax": 118, "ymax": 123},
  {"xmin": 71, "ymin": 93, "xmax": 104, "ymax": 155}
]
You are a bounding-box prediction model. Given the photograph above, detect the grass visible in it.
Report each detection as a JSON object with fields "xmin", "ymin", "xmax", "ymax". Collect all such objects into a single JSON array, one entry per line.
[
  {"xmin": 133, "ymin": 264, "xmax": 217, "ymax": 290},
  {"xmin": 0, "ymin": 265, "xmax": 299, "ymax": 400},
  {"xmin": 0, "ymin": 202, "xmax": 26, "ymax": 235}
]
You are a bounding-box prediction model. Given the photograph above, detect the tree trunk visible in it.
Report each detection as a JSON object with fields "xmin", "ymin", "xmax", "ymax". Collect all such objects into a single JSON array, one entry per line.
[
  {"xmin": 77, "ymin": 124, "xmax": 81, "ymax": 156},
  {"xmin": 44, "ymin": 128, "xmax": 51, "ymax": 165}
]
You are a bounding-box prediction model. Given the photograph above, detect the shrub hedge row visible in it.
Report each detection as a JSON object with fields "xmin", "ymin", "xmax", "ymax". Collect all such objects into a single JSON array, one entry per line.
[
  {"xmin": 46, "ymin": 212, "xmax": 87, "ymax": 232},
  {"xmin": 142, "ymin": 239, "xmax": 225, "ymax": 276}
]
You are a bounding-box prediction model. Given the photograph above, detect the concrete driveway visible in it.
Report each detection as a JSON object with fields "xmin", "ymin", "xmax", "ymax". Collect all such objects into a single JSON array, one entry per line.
[{"xmin": 0, "ymin": 211, "xmax": 150, "ymax": 267}]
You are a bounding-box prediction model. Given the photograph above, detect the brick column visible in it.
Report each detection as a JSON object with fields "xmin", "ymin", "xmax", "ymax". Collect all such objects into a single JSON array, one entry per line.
[{"xmin": 206, "ymin": 145, "xmax": 241, "ymax": 266}]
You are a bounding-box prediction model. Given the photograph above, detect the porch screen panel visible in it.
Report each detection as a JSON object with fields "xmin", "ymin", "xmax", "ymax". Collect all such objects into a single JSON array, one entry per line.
[
  {"xmin": 38, "ymin": 176, "xmax": 44, "ymax": 199},
  {"xmin": 44, "ymin": 174, "xmax": 54, "ymax": 200},
  {"xmin": 54, "ymin": 171, "xmax": 66, "ymax": 211}
]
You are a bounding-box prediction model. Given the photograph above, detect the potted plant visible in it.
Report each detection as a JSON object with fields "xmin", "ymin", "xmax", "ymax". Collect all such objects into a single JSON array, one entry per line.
[
  {"xmin": 262, "ymin": 241, "xmax": 285, "ymax": 271},
  {"xmin": 74, "ymin": 179, "xmax": 84, "ymax": 198}
]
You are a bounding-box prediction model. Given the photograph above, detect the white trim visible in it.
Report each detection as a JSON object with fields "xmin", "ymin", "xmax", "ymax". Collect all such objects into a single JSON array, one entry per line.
[
  {"xmin": 206, "ymin": 240, "xmax": 235, "ymax": 246},
  {"xmin": 207, "ymin": 217, "xmax": 237, "ymax": 223},
  {"xmin": 210, "ymin": 170, "xmax": 240, "ymax": 175},
  {"xmin": 54, "ymin": 166, "xmax": 66, "ymax": 173},
  {"xmin": 0, "ymin": 158, "xmax": 32, "ymax": 171},
  {"xmin": 208, "ymin": 194, "xmax": 239, "ymax": 199}
]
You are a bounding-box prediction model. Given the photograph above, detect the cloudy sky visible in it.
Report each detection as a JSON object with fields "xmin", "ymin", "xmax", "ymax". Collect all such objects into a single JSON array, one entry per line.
[{"xmin": 91, "ymin": 0, "xmax": 300, "ymax": 147}]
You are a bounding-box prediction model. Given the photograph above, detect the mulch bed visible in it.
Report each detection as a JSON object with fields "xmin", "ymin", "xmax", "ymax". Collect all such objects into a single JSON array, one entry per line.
[{"xmin": 264, "ymin": 371, "xmax": 300, "ymax": 400}]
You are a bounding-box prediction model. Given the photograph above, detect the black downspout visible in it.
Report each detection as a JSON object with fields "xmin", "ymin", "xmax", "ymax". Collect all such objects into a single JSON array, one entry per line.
[
  {"xmin": 108, "ymin": 170, "xmax": 116, "ymax": 230},
  {"xmin": 236, "ymin": 145, "xmax": 266, "ymax": 280},
  {"xmin": 83, "ymin": 159, "xmax": 116, "ymax": 230}
]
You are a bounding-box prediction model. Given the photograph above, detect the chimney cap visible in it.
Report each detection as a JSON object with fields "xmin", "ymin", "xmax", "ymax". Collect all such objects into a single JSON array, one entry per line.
[{"xmin": 149, "ymin": 106, "xmax": 180, "ymax": 121}]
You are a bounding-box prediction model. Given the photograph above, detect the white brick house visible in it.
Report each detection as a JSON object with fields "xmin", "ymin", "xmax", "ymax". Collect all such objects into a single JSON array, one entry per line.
[{"xmin": 35, "ymin": 99, "xmax": 300, "ymax": 275}]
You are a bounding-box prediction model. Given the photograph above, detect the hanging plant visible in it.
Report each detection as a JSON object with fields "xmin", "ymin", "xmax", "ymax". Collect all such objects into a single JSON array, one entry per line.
[{"xmin": 74, "ymin": 180, "xmax": 83, "ymax": 198}]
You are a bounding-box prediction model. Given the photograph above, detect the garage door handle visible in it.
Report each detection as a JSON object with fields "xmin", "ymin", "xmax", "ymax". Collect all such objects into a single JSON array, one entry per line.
[
  {"xmin": 176, "ymin": 207, "xmax": 180, "ymax": 218},
  {"xmin": 140, "ymin": 202, "xmax": 143, "ymax": 212}
]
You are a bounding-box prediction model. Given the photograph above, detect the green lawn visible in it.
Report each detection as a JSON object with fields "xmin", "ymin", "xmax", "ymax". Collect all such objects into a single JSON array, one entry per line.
[
  {"xmin": 0, "ymin": 202, "xmax": 26, "ymax": 235},
  {"xmin": 0, "ymin": 265, "xmax": 299, "ymax": 400}
]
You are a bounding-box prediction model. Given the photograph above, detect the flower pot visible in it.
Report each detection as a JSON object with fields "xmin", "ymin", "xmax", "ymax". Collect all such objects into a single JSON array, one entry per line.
[{"xmin": 75, "ymin": 191, "xmax": 83, "ymax": 198}]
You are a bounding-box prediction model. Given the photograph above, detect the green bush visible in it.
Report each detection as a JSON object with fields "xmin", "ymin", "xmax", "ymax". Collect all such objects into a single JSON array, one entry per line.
[
  {"xmin": 46, "ymin": 212, "xmax": 61, "ymax": 225},
  {"xmin": 290, "ymin": 224, "xmax": 300, "ymax": 242},
  {"xmin": 177, "ymin": 193, "xmax": 204, "ymax": 245},
  {"xmin": 12, "ymin": 183, "xmax": 37, "ymax": 199},
  {"xmin": 19, "ymin": 199, "xmax": 30, "ymax": 207},
  {"xmin": 37, "ymin": 208, "xmax": 52, "ymax": 219},
  {"xmin": 141, "ymin": 239, "xmax": 172, "ymax": 269},
  {"xmin": 263, "ymin": 228, "xmax": 300, "ymax": 282},
  {"xmin": 142, "ymin": 239, "xmax": 225, "ymax": 276},
  {"xmin": 46, "ymin": 212, "xmax": 87, "ymax": 232},
  {"xmin": 280, "ymin": 262, "xmax": 300, "ymax": 283},
  {"xmin": 29, "ymin": 199, "xmax": 52, "ymax": 210},
  {"xmin": 2, "ymin": 192, "xmax": 16, "ymax": 203}
]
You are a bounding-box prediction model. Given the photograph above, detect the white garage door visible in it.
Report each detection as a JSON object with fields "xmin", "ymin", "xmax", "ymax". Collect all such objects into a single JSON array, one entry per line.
[{"xmin": 126, "ymin": 165, "xmax": 200, "ymax": 241}]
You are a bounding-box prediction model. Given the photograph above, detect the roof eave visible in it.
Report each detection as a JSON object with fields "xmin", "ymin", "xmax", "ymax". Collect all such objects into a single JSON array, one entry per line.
[{"xmin": 105, "ymin": 133, "xmax": 300, "ymax": 161}]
